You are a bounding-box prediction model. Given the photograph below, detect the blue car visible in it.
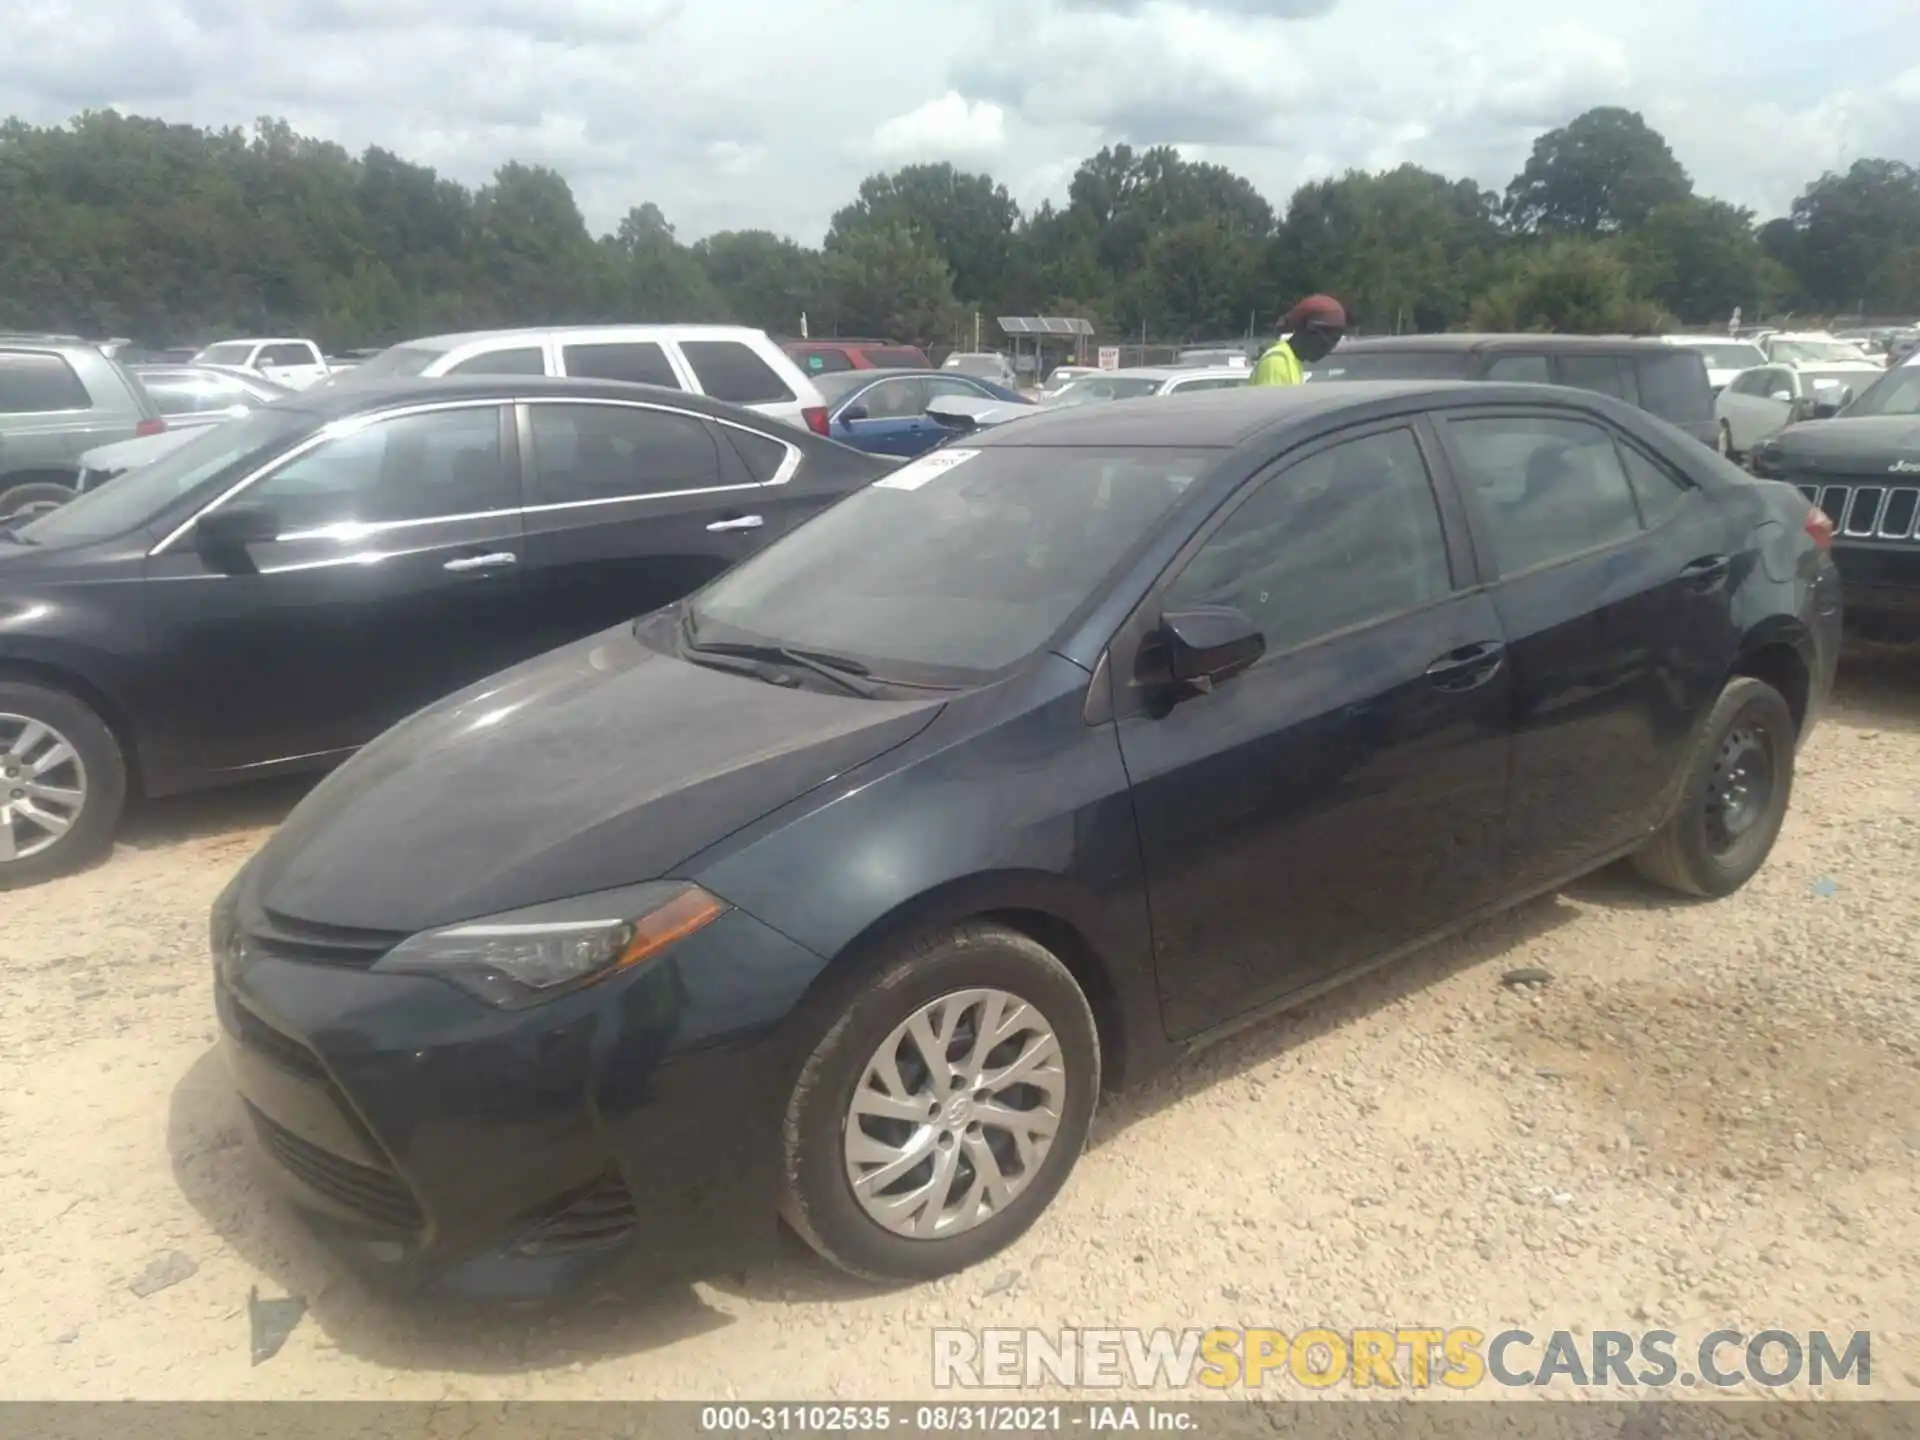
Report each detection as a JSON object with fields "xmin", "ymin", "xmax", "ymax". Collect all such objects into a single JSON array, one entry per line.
[{"xmin": 815, "ymin": 368, "xmax": 1030, "ymax": 457}]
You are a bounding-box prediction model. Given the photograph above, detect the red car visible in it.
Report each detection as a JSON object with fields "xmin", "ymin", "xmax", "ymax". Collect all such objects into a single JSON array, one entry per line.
[{"xmin": 784, "ymin": 338, "xmax": 930, "ymax": 375}]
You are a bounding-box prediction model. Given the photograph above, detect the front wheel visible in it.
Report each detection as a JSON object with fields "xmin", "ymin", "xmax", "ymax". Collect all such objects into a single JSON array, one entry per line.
[
  {"xmin": 779, "ymin": 923, "xmax": 1100, "ymax": 1282},
  {"xmin": 0, "ymin": 682, "xmax": 127, "ymax": 886},
  {"xmin": 1632, "ymin": 677, "xmax": 1794, "ymax": 898}
]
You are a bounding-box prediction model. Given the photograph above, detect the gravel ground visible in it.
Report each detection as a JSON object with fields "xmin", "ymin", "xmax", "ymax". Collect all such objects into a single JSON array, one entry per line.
[{"xmin": 1, "ymin": 651, "xmax": 1917, "ymax": 1403}]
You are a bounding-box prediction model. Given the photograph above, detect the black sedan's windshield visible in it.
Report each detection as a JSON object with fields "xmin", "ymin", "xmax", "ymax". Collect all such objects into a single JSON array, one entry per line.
[
  {"xmin": 16, "ymin": 408, "xmax": 308, "ymax": 546},
  {"xmin": 690, "ymin": 445, "xmax": 1217, "ymax": 684}
]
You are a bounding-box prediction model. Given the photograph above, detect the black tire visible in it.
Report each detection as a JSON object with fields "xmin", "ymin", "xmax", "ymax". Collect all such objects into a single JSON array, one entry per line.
[
  {"xmin": 778, "ymin": 922, "xmax": 1100, "ymax": 1282},
  {"xmin": 0, "ymin": 680, "xmax": 127, "ymax": 887},
  {"xmin": 0, "ymin": 480, "xmax": 77, "ymax": 521},
  {"xmin": 1632, "ymin": 677, "xmax": 1794, "ymax": 898}
]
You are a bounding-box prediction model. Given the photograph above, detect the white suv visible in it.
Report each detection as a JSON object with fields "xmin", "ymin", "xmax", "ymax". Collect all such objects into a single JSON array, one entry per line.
[
  {"xmin": 339, "ymin": 325, "xmax": 830, "ymax": 433},
  {"xmin": 191, "ymin": 337, "xmax": 332, "ymax": 389}
]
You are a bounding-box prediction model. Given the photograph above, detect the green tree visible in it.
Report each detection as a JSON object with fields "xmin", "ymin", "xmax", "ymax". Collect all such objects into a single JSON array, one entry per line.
[
  {"xmin": 695, "ymin": 229, "xmax": 829, "ymax": 335},
  {"xmin": 1504, "ymin": 107, "xmax": 1693, "ymax": 235},
  {"xmin": 1781, "ymin": 160, "xmax": 1920, "ymax": 310},
  {"xmin": 828, "ymin": 163, "xmax": 1019, "ymax": 310},
  {"xmin": 821, "ymin": 223, "xmax": 959, "ymax": 343},
  {"xmin": 602, "ymin": 203, "xmax": 725, "ymax": 321},
  {"xmin": 1470, "ymin": 239, "xmax": 1667, "ymax": 333},
  {"xmin": 1276, "ymin": 164, "xmax": 1503, "ymax": 333},
  {"xmin": 1622, "ymin": 196, "xmax": 1765, "ymax": 324},
  {"xmin": 471, "ymin": 161, "xmax": 605, "ymax": 324}
]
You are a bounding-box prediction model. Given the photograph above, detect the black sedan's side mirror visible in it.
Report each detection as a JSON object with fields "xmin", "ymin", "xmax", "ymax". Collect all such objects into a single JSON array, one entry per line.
[
  {"xmin": 1812, "ymin": 396, "xmax": 1843, "ymax": 419},
  {"xmin": 1161, "ymin": 606, "xmax": 1266, "ymax": 691},
  {"xmin": 194, "ymin": 501, "xmax": 279, "ymax": 570}
]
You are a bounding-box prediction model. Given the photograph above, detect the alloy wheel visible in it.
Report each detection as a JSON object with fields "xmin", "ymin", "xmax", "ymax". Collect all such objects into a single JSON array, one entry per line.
[
  {"xmin": 0, "ymin": 713, "xmax": 88, "ymax": 863},
  {"xmin": 843, "ymin": 988, "xmax": 1066, "ymax": 1240}
]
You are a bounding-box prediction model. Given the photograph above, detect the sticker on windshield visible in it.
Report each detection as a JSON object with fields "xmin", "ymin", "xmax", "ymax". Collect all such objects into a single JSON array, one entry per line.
[{"xmin": 874, "ymin": 448, "xmax": 979, "ymax": 491}]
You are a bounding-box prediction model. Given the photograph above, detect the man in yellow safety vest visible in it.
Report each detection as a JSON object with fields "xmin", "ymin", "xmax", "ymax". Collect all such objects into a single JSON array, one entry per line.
[{"xmin": 1249, "ymin": 294, "xmax": 1347, "ymax": 386}]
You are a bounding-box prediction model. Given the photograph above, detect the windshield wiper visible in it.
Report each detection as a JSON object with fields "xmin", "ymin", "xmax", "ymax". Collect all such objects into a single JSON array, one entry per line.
[{"xmin": 686, "ymin": 638, "xmax": 882, "ymax": 698}]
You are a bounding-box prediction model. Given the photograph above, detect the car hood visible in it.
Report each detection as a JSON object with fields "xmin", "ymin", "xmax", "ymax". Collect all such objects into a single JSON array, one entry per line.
[
  {"xmin": 243, "ymin": 625, "xmax": 946, "ymax": 934},
  {"xmin": 1765, "ymin": 416, "xmax": 1920, "ymax": 472}
]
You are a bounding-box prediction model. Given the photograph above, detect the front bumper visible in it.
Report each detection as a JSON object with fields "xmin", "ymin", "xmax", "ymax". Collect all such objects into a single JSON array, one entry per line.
[{"xmin": 214, "ymin": 897, "xmax": 828, "ymax": 1298}]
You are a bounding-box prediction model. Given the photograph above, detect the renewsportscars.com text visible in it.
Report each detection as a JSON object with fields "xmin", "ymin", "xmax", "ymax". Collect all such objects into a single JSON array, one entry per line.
[{"xmin": 932, "ymin": 1327, "xmax": 1871, "ymax": 1391}]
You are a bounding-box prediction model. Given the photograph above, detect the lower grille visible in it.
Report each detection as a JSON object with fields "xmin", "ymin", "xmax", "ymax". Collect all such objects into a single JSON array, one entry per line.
[
  {"xmin": 510, "ymin": 1170, "xmax": 639, "ymax": 1257},
  {"xmin": 1797, "ymin": 483, "xmax": 1920, "ymax": 541},
  {"xmin": 246, "ymin": 1103, "xmax": 424, "ymax": 1231}
]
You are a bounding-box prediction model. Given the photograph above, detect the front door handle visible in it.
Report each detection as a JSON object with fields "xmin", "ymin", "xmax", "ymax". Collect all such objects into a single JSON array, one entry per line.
[
  {"xmin": 1680, "ymin": 554, "xmax": 1732, "ymax": 590},
  {"xmin": 706, "ymin": 514, "xmax": 765, "ymax": 533},
  {"xmin": 442, "ymin": 551, "xmax": 517, "ymax": 573},
  {"xmin": 1425, "ymin": 640, "xmax": 1506, "ymax": 691}
]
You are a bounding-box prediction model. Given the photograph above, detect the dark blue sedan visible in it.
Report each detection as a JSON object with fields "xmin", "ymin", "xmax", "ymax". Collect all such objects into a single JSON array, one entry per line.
[
  {"xmin": 212, "ymin": 382, "xmax": 1838, "ymax": 1296},
  {"xmin": 816, "ymin": 367, "xmax": 1031, "ymax": 457}
]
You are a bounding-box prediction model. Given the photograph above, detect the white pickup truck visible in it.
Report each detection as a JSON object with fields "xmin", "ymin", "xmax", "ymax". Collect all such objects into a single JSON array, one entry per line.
[{"xmin": 189, "ymin": 337, "xmax": 332, "ymax": 390}]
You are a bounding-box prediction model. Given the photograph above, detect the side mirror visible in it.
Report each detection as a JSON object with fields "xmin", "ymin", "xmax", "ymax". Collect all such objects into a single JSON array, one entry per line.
[
  {"xmin": 1812, "ymin": 396, "xmax": 1843, "ymax": 419},
  {"xmin": 194, "ymin": 502, "xmax": 278, "ymax": 568},
  {"xmin": 839, "ymin": 403, "xmax": 869, "ymax": 424},
  {"xmin": 1160, "ymin": 606, "xmax": 1265, "ymax": 691}
]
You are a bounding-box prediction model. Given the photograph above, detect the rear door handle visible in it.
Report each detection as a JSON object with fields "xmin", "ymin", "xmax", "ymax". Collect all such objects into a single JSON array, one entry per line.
[
  {"xmin": 706, "ymin": 514, "xmax": 765, "ymax": 533},
  {"xmin": 1680, "ymin": 554, "xmax": 1732, "ymax": 589},
  {"xmin": 442, "ymin": 551, "xmax": 517, "ymax": 573},
  {"xmin": 1425, "ymin": 640, "xmax": 1505, "ymax": 691}
]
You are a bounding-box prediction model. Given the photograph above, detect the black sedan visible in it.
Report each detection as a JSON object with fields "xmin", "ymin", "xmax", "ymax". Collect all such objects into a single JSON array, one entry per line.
[
  {"xmin": 213, "ymin": 381, "xmax": 1839, "ymax": 1295},
  {"xmin": 0, "ymin": 376, "xmax": 892, "ymax": 882}
]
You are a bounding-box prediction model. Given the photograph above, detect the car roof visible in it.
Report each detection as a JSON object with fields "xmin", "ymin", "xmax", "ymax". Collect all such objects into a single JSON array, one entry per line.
[
  {"xmin": 398, "ymin": 324, "xmax": 774, "ymax": 352},
  {"xmin": 269, "ymin": 375, "xmax": 786, "ymax": 426},
  {"xmin": 971, "ymin": 379, "xmax": 1528, "ymax": 448},
  {"xmin": 1337, "ymin": 333, "xmax": 1677, "ymax": 355}
]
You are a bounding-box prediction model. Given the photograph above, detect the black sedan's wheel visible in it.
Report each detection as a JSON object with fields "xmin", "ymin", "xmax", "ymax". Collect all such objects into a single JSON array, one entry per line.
[
  {"xmin": 779, "ymin": 923, "xmax": 1099, "ymax": 1281},
  {"xmin": 1633, "ymin": 676, "xmax": 1794, "ymax": 898},
  {"xmin": 0, "ymin": 681, "xmax": 127, "ymax": 886}
]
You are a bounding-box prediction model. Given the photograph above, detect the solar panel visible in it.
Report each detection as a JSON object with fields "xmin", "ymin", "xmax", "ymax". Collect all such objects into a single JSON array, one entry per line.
[{"xmin": 998, "ymin": 316, "xmax": 1094, "ymax": 337}]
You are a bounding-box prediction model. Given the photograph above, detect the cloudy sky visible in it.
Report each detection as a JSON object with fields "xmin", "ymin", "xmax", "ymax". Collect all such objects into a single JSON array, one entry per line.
[{"xmin": 4, "ymin": 0, "xmax": 1918, "ymax": 241}]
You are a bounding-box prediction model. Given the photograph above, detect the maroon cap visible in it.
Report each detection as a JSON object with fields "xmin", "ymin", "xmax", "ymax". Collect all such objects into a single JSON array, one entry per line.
[{"xmin": 1283, "ymin": 294, "xmax": 1347, "ymax": 329}]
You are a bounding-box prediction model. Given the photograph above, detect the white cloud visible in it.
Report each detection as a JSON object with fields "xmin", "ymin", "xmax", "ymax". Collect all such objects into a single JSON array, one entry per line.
[{"xmin": 870, "ymin": 92, "xmax": 1008, "ymax": 160}]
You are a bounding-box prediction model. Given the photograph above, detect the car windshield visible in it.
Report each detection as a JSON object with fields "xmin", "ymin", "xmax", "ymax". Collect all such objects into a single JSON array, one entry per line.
[
  {"xmin": 1837, "ymin": 365, "xmax": 1920, "ymax": 418},
  {"xmin": 812, "ymin": 370, "xmax": 902, "ymax": 404},
  {"xmin": 14, "ymin": 408, "xmax": 307, "ymax": 546},
  {"xmin": 195, "ymin": 342, "xmax": 253, "ymax": 365},
  {"xmin": 1802, "ymin": 370, "xmax": 1875, "ymax": 403},
  {"xmin": 1305, "ymin": 351, "xmax": 1474, "ymax": 380},
  {"xmin": 1049, "ymin": 376, "xmax": 1166, "ymax": 406},
  {"xmin": 944, "ymin": 355, "xmax": 1004, "ymax": 377},
  {"xmin": 1686, "ymin": 342, "xmax": 1767, "ymax": 369},
  {"xmin": 1772, "ymin": 339, "xmax": 1871, "ymax": 363},
  {"xmin": 687, "ymin": 445, "xmax": 1216, "ymax": 684}
]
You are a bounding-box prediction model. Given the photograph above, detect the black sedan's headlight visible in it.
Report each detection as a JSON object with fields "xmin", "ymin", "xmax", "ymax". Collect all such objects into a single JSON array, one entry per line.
[{"xmin": 374, "ymin": 881, "xmax": 728, "ymax": 1009}]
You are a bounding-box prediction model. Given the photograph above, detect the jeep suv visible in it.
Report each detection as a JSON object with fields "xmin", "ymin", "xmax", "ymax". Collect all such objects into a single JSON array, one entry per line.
[
  {"xmin": 1, "ymin": 337, "xmax": 166, "ymax": 520},
  {"xmin": 1307, "ymin": 335, "xmax": 1716, "ymax": 448}
]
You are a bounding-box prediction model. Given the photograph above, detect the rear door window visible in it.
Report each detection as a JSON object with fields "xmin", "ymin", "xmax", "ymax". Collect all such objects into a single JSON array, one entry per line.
[
  {"xmin": 446, "ymin": 346, "xmax": 547, "ymax": 377},
  {"xmin": 1445, "ymin": 413, "xmax": 1644, "ymax": 575},
  {"xmin": 526, "ymin": 403, "xmax": 726, "ymax": 503},
  {"xmin": 1552, "ymin": 355, "xmax": 1631, "ymax": 401},
  {"xmin": 723, "ymin": 426, "xmax": 793, "ymax": 483},
  {"xmin": 560, "ymin": 342, "xmax": 681, "ymax": 389},
  {"xmin": 0, "ymin": 351, "xmax": 92, "ymax": 412},
  {"xmin": 679, "ymin": 341, "xmax": 796, "ymax": 403},
  {"xmin": 1632, "ymin": 352, "xmax": 1712, "ymax": 426}
]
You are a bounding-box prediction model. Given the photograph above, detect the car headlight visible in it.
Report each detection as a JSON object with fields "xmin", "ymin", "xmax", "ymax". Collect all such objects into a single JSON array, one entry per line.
[{"xmin": 374, "ymin": 881, "xmax": 728, "ymax": 1009}]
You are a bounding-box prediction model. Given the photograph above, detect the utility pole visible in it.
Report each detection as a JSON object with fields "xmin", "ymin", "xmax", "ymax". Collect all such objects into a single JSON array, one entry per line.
[{"xmin": 973, "ymin": 311, "xmax": 980, "ymax": 351}]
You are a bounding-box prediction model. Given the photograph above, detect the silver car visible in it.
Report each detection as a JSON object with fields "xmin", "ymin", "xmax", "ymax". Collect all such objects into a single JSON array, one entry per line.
[
  {"xmin": 130, "ymin": 364, "xmax": 293, "ymax": 431},
  {"xmin": 1714, "ymin": 363, "xmax": 1882, "ymax": 459}
]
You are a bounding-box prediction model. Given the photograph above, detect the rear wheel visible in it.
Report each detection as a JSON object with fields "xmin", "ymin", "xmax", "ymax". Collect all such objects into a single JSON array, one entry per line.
[
  {"xmin": 0, "ymin": 682, "xmax": 127, "ymax": 887},
  {"xmin": 1633, "ymin": 677, "xmax": 1794, "ymax": 898},
  {"xmin": 779, "ymin": 923, "xmax": 1099, "ymax": 1282},
  {"xmin": 0, "ymin": 481, "xmax": 76, "ymax": 522}
]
